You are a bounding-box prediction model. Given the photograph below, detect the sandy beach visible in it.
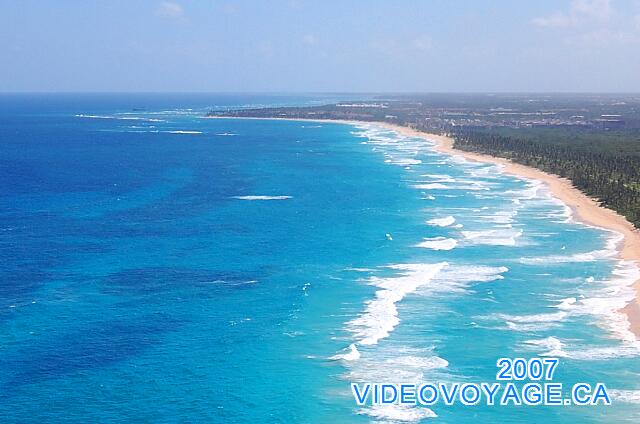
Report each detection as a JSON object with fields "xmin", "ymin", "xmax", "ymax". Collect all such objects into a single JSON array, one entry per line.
[
  {"xmin": 372, "ymin": 121, "xmax": 640, "ymax": 340},
  {"xmin": 209, "ymin": 116, "xmax": 640, "ymax": 339}
]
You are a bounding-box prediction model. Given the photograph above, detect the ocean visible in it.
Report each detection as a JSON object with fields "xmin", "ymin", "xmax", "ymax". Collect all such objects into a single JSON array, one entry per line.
[{"xmin": 1, "ymin": 94, "xmax": 639, "ymax": 423}]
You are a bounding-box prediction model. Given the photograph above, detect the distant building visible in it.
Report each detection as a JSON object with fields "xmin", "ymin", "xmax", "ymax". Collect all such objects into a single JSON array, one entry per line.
[{"xmin": 595, "ymin": 119, "xmax": 625, "ymax": 129}]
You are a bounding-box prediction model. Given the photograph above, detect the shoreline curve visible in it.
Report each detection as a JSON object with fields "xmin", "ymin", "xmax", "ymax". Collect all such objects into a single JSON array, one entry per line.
[{"xmin": 207, "ymin": 116, "xmax": 640, "ymax": 340}]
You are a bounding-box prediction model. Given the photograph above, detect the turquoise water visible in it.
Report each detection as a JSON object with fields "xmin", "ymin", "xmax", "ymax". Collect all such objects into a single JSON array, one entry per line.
[{"xmin": 1, "ymin": 95, "xmax": 639, "ymax": 423}]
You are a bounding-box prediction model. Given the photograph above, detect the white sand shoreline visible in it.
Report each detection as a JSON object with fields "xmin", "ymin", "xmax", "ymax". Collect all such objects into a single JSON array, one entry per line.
[{"xmin": 208, "ymin": 116, "xmax": 640, "ymax": 339}]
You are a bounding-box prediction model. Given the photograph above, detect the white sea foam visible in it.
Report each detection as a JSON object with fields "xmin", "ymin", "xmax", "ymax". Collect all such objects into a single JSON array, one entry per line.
[
  {"xmin": 346, "ymin": 263, "xmax": 448, "ymax": 346},
  {"xmin": 358, "ymin": 405, "xmax": 437, "ymax": 422},
  {"xmin": 461, "ymin": 229, "xmax": 523, "ymax": 246},
  {"xmin": 344, "ymin": 346, "xmax": 450, "ymax": 381},
  {"xmin": 330, "ymin": 343, "xmax": 360, "ymax": 361},
  {"xmin": 392, "ymin": 158, "xmax": 422, "ymax": 166},
  {"xmin": 556, "ymin": 297, "xmax": 577, "ymax": 310},
  {"xmin": 549, "ymin": 343, "xmax": 640, "ymax": 360},
  {"xmin": 216, "ymin": 132, "xmax": 237, "ymax": 136},
  {"xmin": 522, "ymin": 337, "xmax": 567, "ymax": 357},
  {"xmin": 608, "ymin": 389, "xmax": 640, "ymax": 403},
  {"xmin": 344, "ymin": 346, "xmax": 446, "ymax": 421},
  {"xmin": 407, "ymin": 265, "xmax": 509, "ymax": 301},
  {"xmin": 344, "ymin": 267, "xmax": 378, "ymax": 272},
  {"xmin": 232, "ymin": 195, "xmax": 292, "ymax": 200},
  {"xmin": 422, "ymin": 174, "xmax": 456, "ymax": 183},
  {"xmin": 413, "ymin": 182, "xmax": 490, "ymax": 191},
  {"xmin": 500, "ymin": 311, "xmax": 568, "ymax": 323},
  {"xmin": 554, "ymin": 260, "xmax": 640, "ymax": 343},
  {"xmin": 515, "ymin": 258, "xmax": 640, "ymax": 353},
  {"xmin": 519, "ymin": 250, "xmax": 612, "ymax": 264},
  {"xmin": 412, "ymin": 183, "xmax": 449, "ymax": 190},
  {"xmin": 426, "ymin": 216, "xmax": 456, "ymax": 227},
  {"xmin": 385, "ymin": 355, "xmax": 449, "ymax": 370},
  {"xmin": 166, "ymin": 130, "xmax": 203, "ymax": 134},
  {"xmin": 519, "ymin": 231, "xmax": 622, "ymax": 265},
  {"xmin": 415, "ymin": 237, "xmax": 458, "ymax": 251},
  {"xmin": 505, "ymin": 321, "xmax": 558, "ymax": 332},
  {"xmin": 485, "ymin": 311, "xmax": 567, "ymax": 332}
]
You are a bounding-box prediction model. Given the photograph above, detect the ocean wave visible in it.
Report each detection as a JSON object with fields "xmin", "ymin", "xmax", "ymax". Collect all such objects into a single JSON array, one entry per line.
[
  {"xmin": 431, "ymin": 264, "xmax": 508, "ymax": 286},
  {"xmin": 232, "ymin": 195, "xmax": 292, "ymax": 200},
  {"xmin": 344, "ymin": 267, "xmax": 378, "ymax": 272},
  {"xmin": 522, "ymin": 337, "xmax": 567, "ymax": 357},
  {"xmin": 414, "ymin": 237, "xmax": 458, "ymax": 251},
  {"xmin": 341, "ymin": 344, "xmax": 449, "ymax": 422},
  {"xmin": 499, "ymin": 311, "xmax": 568, "ymax": 323},
  {"xmin": 555, "ymin": 297, "xmax": 577, "ymax": 310},
  {"xmin": 505, "ymin": 180, "xmax": 543, "ymax": 201},
  {"xmin": 413, "ymin": 183, "xmax": 449, "ymax": 190},
  {"xmin": 483, "ymin": 311, "xmax": 567, "ymax": 332},
  {"xmin": 329, "ymin": 344, "xmax": 360, "ymax": 361},
  {"xmin": 413, "ymin": 182, "xmax": 490, "ymax": 191},
  {"xmin": 553, "ymin": 260, "xmax": 640, "ymax": 343},
  {"xmin": 461, "ymin": 228, "xmax": 523, "ymax": 246},
  {"xmin": 391, "ymin": 158, "xmax": 422, "ymax": 166},
  {"xmin": 563, "ymin": 344, "xmax": 638, "ymax": 360},
  {"xmin": 426, "ymin": 216, "xmax": 456, "ymax": 227},
  {"xmin": 608, "ymin": 389, "xmax": 640, "ymax": 403},
  {"xmin": 343, "ymin": 346, "xmax": 449, "ymax": 382},
  {"xmin": 519, "ymin": 232, "xmax": 622, "ymax": 265},
  {"xmin": 75, "ymin": 114, "xmax": 165, "ymax": 122},
  {"xmin": 346, "ymin": 263, "xmax": 448, "ymax": 346},
  {"xmin": 477, "ymin": 210, "xmax": 517, "ymax": 225},
  {"xmin": 394, "ymin": 264, "xmax": 507, "ymax": 302},
  {"xmin": 358, "ymin": 405, "xmax": 437, "ymax": 422},
  {"xmin": 522, "ymin": 333, "xmax": 640, "ymax": 360},
  {"xmin": 519, "ymin": 250, "xmax": 611, "ymax": 264},
  {"xmin": 385, "ymin": 355, "xmax": 449, "ymax": 370},
  {"xmin": 421, "ymin": 174, "xmax": 456, "ymax": 183}
]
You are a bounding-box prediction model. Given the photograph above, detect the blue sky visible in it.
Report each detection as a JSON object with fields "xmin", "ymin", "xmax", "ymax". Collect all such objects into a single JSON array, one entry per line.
[{"xmin": 2, "ymin": 0, "xmax": 639, "ymax": 92}]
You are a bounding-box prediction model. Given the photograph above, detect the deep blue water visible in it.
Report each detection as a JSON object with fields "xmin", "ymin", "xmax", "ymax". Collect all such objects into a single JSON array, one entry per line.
[{"xmin": 1, "ymin": 94, "xmax": 639, "ymax": 423}]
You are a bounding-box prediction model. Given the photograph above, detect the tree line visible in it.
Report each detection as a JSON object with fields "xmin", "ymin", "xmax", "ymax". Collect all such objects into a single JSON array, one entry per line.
[{"xmin": 450, "ymin": 129, "xmax": 640, "ymax": 228}]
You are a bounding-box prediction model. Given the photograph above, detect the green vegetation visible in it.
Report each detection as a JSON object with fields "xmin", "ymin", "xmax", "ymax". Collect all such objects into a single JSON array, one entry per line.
[{"xmin": 451, "ymin": 127, "xmax": 640, "ymax": 227}]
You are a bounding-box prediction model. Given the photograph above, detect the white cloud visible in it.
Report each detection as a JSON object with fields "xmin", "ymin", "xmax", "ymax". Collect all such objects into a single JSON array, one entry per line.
[
  {"xmin": 532, "ymin": 11, "xmax": 576, "ymax": 28},
  {"xmin": 157, "ymin": 1, "xmax": 186, "ymax": 22},
  {"xmin": 532, "ymin": 0, "xmax": 612, "ymax": 28},
  {"xmin": 531, "ymin": 0, "xmax": 640, "ymax": 47},
  {"xmin": 571, "ymin": 0, "xmax": 612, "ymax": 20}
]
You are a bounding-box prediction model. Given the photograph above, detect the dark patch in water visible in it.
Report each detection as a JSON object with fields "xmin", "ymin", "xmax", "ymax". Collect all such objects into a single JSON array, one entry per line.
[{"xmin": 0, "ymin": 313, "xmax": 181, "ymax": 394}]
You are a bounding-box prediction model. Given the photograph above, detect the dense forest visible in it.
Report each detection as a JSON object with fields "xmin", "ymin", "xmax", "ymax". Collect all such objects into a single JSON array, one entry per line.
[{"xmin": 450, "ymin": 128, "xmax": 640, "ymax": 228}]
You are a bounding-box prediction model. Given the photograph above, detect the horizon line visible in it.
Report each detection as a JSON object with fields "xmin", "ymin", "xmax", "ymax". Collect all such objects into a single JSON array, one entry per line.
[{"xmin": 2, "ymin": 91, "xmax": 640, "ymax": 96}]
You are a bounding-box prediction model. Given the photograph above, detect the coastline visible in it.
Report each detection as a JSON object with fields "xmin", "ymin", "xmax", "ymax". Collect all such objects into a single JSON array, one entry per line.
[
  {"xmin": 208, "ymin": 116, "xmax": 640, "ymax": 339},
  {"xmin": 374, "ymin": 121, "xmax": 640, "ymax": 341}
]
